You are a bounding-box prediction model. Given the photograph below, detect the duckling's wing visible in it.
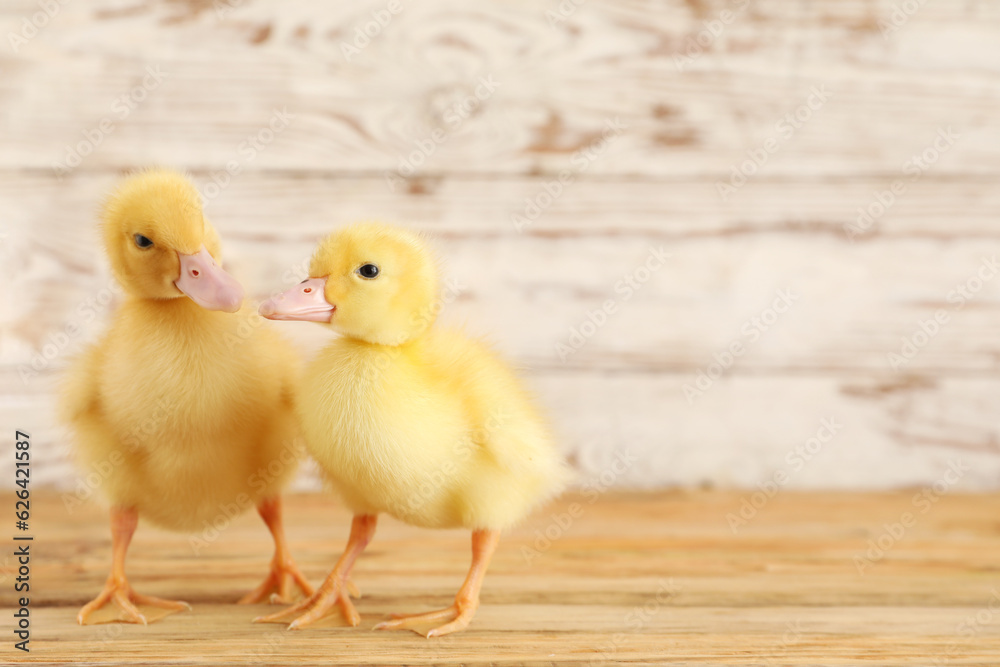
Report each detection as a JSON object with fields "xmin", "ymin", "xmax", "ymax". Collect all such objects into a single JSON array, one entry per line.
[{"xmin": 444, "ymin": 335, "xmax": 562, "ymax": 478}]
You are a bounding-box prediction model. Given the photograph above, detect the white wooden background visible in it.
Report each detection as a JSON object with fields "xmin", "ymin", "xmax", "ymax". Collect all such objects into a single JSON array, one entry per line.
[{"xmin": 2, "ymin": 0, "xmax": 1000, "ymax": 491}]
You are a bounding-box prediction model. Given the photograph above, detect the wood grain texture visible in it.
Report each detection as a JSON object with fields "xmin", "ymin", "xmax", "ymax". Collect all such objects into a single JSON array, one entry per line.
[
  {"xmin": 4, "ymin": 173, "xmax": 1000, "ymax": 489},
  {"xmin": 1, "ymin": 0, "xmax": 999, "ymax": 176},
  {"xmin": 5, "ymin": 174, "xmax": 1000, "ymax": 376},
  {"xmin": 1, "ymin": 491, "xmax": 1000, "ymax": 666},
  {"xmin": 2, "ymin": 0, "xmax": 1000, "ymax": 490},
  {"xmin": 5, "ymin": 367, "xmax": 1000, "ymax": 492}
]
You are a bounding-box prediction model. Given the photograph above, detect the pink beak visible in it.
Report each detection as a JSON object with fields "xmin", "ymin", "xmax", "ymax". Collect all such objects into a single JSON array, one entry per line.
[
  {"xmin": 259, "ymin": 278, "xmax": 335, "ymax": 322},
  {"xmin": 174, "ymin": 246, "xmax": 244, "ymax": 313}
]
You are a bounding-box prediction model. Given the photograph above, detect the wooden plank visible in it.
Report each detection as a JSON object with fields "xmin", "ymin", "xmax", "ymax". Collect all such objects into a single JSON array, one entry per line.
[
  {"xmin": 4, "ymin": 174, "xmax": 1000, "ymax": 377},
  {"xmin": 5, "ymin": 369, "xmax": 1000, "ymax": 491},
  {"xmin": 1, "ymin": 1, "xmax": 999, "ymax": 176},
  {"xmin": 7, "ymin": 171, "xmax": 1000, "ymax": 238},
  {"xmin": 1, "ymin": 492, "xmax": 999, "ymax": 665}
]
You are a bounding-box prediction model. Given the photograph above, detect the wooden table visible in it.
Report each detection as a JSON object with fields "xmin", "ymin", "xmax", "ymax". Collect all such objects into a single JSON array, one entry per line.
[{"xmin": 2, "ymin": 491, "xmax": 999, "ymax": 665}]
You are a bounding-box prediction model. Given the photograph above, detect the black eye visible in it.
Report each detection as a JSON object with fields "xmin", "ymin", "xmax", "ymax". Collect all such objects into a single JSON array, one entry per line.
[
  {"xmin": 134, "ymin": 234, "xmax": 153, "ymax": 249},
  {"xmin": 357, "ymin": 263, "xmax": 379, "ymax": 279}
]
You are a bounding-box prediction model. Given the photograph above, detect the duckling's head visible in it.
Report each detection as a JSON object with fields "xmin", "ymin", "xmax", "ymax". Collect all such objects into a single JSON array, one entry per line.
[
  {"xmin": 259, "ymin": 223, "xmax": 439, "ymax": 345},
  {"xmin": 101, "ymin": 168, "xmax": 244, "ymax": 312}
]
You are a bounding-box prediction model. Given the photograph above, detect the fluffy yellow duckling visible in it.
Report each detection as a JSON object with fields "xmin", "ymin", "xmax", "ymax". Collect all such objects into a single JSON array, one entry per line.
[
  {"xmin": 256, "ymin": 222, "xmax": 569, "ymax": 637},
  {"xmin": 61, "ymin": 169, "xmax": 314, "ymax": 625}
]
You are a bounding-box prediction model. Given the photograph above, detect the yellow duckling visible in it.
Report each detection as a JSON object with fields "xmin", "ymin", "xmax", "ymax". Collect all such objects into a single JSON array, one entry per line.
[
  {"xmin": 256, "ymin": 222, "xmax": 569, "ymax": 637},
  {"xmin": 61, "ymin": 169, "xmax": 314, "ymax": 624}
]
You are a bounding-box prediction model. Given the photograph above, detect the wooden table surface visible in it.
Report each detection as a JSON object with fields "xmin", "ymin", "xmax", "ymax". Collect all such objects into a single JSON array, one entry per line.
[{"xmin": 2, "ymin": 490, "xmax": 1000, "ymax": 666}]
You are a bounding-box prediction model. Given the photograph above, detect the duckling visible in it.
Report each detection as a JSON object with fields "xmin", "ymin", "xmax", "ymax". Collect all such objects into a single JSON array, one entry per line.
[
  {"xmin": 256, "ymin": 222, "xmax": 569, "ymax": 637},
  {"xmin": 61, "ymin": 169, "xmax": 314, "ymax": 625}
]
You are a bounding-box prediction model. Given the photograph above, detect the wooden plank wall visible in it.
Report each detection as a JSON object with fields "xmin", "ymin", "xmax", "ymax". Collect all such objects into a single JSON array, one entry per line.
[{"xmin": 2, "ymin": 0, "xmax": 1000, "ymax": 490}]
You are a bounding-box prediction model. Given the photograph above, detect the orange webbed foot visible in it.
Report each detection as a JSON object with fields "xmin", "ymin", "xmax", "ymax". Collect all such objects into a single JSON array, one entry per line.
[
  {"xmin": 374, "ymin": 529, "xmax": 499, "ymax": 638},
  {"xmin": 238, "ymin": 556, "xmax": 317, "ymax": 605},
  {"xmin": 373, "ymin": 599, "xmax": 479, "ymax": 637},
  {"xmin": 77, "ymin": 576, "xmax": 190, "ymax": 626},
  {"xmin": 252, "ymin": 575, "xmax": 359, "ymax": 629}
]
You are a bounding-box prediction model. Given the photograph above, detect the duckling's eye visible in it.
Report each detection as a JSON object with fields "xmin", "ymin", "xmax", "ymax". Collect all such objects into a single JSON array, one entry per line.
[
  {"xmin": 134, "ymin": 234, "xmax": 154, "ymax": 249},
  {"xmin": 356, "ymin": 263, "xmax": 380, "ymax": 280}
]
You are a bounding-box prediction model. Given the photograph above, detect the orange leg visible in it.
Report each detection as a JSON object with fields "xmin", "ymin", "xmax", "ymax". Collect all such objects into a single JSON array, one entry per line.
[
  {"xmin": 239, "ymin": 496, "xmax": 316, "ymax": 604},
  {"xmin": 254, "ymin": 514, "xmax": 377, "ymax": 629},
  {"xmin": 375, "ymin": 529, "xmax": 500, "ymax": 638},
  {"xmin": 77, "ymin": 507, "xmax": 190, "ymax": 625}
]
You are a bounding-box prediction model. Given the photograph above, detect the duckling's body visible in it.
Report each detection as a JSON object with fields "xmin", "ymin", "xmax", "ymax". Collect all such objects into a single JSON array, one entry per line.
[
  {"xmin": 65, "ymin": 298, "xmax": 298, "ymax": 532},
  {"xmin": 302, "ymin": 330, "xmax": 561, "ymax": 531},
  {"xmin": 257, "ymin": 222, "xmax": 568, "ymax": 636},
  {"xmin": 62, "ymin": 169, "xmax": 313, "ymax": 625}
]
